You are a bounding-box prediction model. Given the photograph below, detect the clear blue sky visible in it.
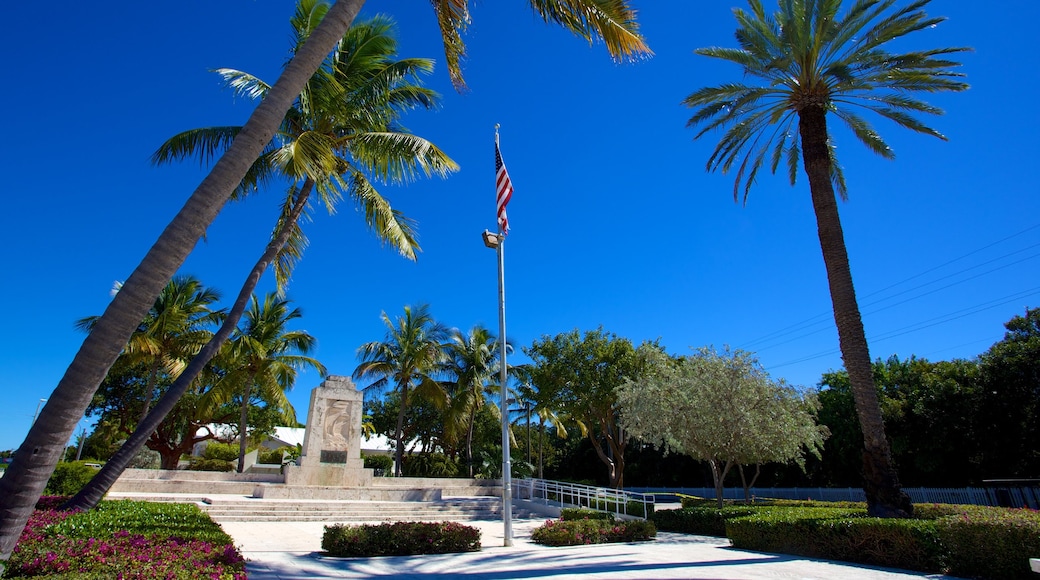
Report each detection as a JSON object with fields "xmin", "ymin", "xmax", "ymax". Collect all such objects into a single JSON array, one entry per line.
[{"xmin": 2, "ymin": 1, "xmax": 1037, "ymax": 450}]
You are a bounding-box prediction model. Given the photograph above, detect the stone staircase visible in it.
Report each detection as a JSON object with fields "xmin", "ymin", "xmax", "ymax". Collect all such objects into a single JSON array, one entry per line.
[
  {"xmin": 195, "ymin": 496, "xmax": 530, "ymax": 523},
  {"xmin": 105, "ymin": 468, "xmax": 529, "ymax": 524}
]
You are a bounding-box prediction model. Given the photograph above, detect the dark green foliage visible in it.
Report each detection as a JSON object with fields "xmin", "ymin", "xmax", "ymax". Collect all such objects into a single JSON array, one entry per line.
[
  {"xmin": 530, "ymin": 517, "xmax": 656, "ymax": 546},
  {"xmin": 257, "ymin": 447, "xmax": 287, "ymax": 464},
  {"xmin": 652, "ymin": 506, "xmax": 757, "ymax": 536},
  {"xmin": 402, "ymin": 453, "xmax": 458, "ymax": 477},
  {"xmin": 561, "ymin": 508, "xmax": 615, "ymax": 521},
  {"xmin": 44, "ymin": 461, "xmax": 99, "ymax": 496},
  {"xmin": 935, "ymin": 506, "xmax": 1040, "ymax": 580},
  {"xmin": 362, "ymin": 453, "xmax": 393, "ymax": 473},
  {"xmin": 321, "ymin": 521, "xmax": 480, "ymax": 556},
  {"xmin": 187, "ymin": 458, "xmax": 234, "ymax": 472},
  {"xmin": 203, "ymin": 441, "xmax": 242, "ymax": 461}
]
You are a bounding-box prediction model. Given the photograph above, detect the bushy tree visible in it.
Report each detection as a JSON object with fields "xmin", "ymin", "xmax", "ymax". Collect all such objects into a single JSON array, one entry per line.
[{"xmin": 619, "ymin": 347, "xmax": 827, "ymax": 507}]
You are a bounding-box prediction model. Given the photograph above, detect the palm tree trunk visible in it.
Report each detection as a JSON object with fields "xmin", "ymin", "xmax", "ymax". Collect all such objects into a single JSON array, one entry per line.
[
  {"xmin": 798, "ymin": 106, "xmax": 912, "ymax": 518},
  {"xmin": 64, "ymin": 181, "xmax": 314, "ymax": 511},
  {"xmin": 393, "ymin": 384, "xmax": 409, "ymax": 477},
  {"xmin": 466, "ymin": 408, "xmax": 476, "ymax": 478},
  {"xmin": 0, "ymin": 2, "xmax": 365, "ymax": 567},
  {"xmin": 238, "ymin": 383, "xmax": 252, "ymax": 473}
]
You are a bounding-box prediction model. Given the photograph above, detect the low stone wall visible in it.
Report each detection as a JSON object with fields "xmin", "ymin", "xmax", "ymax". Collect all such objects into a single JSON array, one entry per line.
[{"xmin": 117, "ymin": 468, "xmax": 284, "ymax": 483}]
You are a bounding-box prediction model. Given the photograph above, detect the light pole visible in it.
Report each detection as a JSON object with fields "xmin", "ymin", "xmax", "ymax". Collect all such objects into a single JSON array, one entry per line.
[
  {"xmin": 32, "ymin": 399, "xmax": 47, "ymax": 426},
  {"xmin": 482, "ymin": 229, "xmax": 512, "ymax": 547}
]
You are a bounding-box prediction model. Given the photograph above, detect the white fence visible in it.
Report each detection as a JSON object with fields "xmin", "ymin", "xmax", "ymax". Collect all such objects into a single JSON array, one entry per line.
[
  {"xmin": 625, "ymin": 486, "xmax": 1040, "ymax": 509},
  {"xmin": 513, "ymin": 478, "xmax": 655, "ymax": 519}
]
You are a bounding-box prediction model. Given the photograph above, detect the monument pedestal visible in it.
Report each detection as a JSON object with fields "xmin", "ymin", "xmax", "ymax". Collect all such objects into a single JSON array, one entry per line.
[{"xmin": 282, "ymin": 375, "xmax": 372, "ymax": 487}]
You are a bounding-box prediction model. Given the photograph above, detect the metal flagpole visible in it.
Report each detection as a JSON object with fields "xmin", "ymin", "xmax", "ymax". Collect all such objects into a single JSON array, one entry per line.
[
  {"xmin": 496, "ymin": 224, "xmax": 512, "ymax": 546},
  {"xmin": 484, "ymin": 123, "xmax": 513, "ymax": 547}
]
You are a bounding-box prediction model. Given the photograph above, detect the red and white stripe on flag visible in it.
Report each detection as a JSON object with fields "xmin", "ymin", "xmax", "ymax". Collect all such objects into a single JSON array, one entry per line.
[{"xmin": 495, "ymin": 141, "xmax": 513, "ymax": 234}]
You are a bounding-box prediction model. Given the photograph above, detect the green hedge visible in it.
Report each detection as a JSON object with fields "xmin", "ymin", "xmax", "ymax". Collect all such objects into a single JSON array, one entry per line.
[
  {"xmin": 655, "ymin": 501, "xmax": 1040, "ymax": 580},
  {"xmin": 322, "ymin": 521, "xmax": 480, "ymax": 557},
  {"xmin": 934, "ymin": 505, "xmax": 1040, "ymax": 580},
  {"xmin": 44, "ymin": 461, "xmax": 100, "ymax": 496},
  {"xmin": 561, "ymin": 508, "xmax": 615, "ymax": 521},
  {"xmin": 531, "ymin": 518, "xmax": 656, "ymax": 546},
  {"xmin": 726, "ymin": 506, "xmax": 944, "ymax": 572},
  {"xmin": 651, "ymin": 505, "xmax": 758, "ymax": 536},
  {"xmin": 187, "ymin": 457, "xmax": 234, "ymax": 472},
  {"xmin": 202, "ymin": 441, "xmax": 241, "ymax": 461}
]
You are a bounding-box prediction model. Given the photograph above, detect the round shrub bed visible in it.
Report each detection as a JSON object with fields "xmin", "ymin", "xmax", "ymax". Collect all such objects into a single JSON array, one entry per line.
[
  {"xmin": 322, "ymin": 521, "xmax": 481, "ymax": 557},
  {"xmin": 531, "ymin": 513, "xmax": 656, "ymax": 546}
]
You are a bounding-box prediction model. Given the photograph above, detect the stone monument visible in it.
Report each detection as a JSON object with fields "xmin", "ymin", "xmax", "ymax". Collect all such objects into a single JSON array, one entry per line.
[{"xmin": 282, "ymin": 375, "xmax": 372, "ymax": 487}]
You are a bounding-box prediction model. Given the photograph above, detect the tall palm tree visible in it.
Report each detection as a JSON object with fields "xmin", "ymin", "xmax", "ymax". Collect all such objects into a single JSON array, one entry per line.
[
  {"xmin": 0, "ymin": 1, "xmax": 648, "ymax": 568},
  {"xmin": 205, "ymin": 294, "xmax": 326, "ymax": 473},
  {"xmin": 63, "ymin": 11, "xmax": 450, "ymax": 512},
  {"xmin": 442, "ymin": 326, "xmax": 503, "ymax": 476},
  {"xmin": 684, "ymin": 0, "xmax": 968, "ymax": 517},
  {"xmin": 353, "ymin": 304, "xmax": 449, "ymax": 477},
  {"xmin": 76, "ymin": 276, "xmax": 223, "ymax": 424}
]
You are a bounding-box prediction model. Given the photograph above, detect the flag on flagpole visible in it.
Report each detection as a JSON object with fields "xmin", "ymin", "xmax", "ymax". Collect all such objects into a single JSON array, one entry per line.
[{"xmin": 495, "ymin": 139, "xmax": 513, "ymax": 235}]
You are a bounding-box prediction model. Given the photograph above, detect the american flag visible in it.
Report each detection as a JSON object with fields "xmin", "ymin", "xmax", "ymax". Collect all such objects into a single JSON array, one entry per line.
[{"xmin": 495, "ymin": 140, "xmax": 513, "ymax": 234}]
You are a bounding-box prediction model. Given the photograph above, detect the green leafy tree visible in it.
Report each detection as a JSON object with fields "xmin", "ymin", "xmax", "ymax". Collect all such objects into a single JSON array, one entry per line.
[
  {"xmin": 76, "ymin": 277, "xmax": 223, "ymax": 425},
  {"xmin": 524, "ymin": 328, "xmax": 650, "ymax": 488},
  {"xmin": 442, "ymin": 326, "xmax": 503, "ymax": 477},
  {"xmin": 0, "ymin": 1, "xmax": 648, "ymax": 567},
  {"xmin": 354, "ymin": 304, "xmax": 449, "ymax": 476},
  {"xmin": 619, "ymin": 347, "xmax": 827, "ymax": 507},
  {"xmin": 203, "ymin": 294, "xmax": 326, "ymax": 472},
  {"xmin": 976, "ymin": 308, "xmax": 1040, "ymax": 478},
  {"xmin": 683, "ymin": 0, "xmax": 968, "ymax": 517}
]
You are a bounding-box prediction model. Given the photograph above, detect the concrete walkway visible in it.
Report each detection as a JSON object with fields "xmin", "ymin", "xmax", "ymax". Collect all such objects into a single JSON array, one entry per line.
[{"xmin": 222, "ymin": 517, "xmax": 963, "ymax": 579}]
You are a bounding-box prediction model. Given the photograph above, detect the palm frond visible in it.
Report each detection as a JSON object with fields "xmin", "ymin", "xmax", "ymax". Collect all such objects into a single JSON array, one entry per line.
[{"xmin": 529, "ymin": 0, "xmax": 652, "ymax": 62}]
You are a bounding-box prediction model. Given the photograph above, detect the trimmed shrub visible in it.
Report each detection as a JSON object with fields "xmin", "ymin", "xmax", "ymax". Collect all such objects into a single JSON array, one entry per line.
[
  {"xmin": 531, "ymin": 518, "xmax": 656, "ymax": 546},
  {"xmin": 44, "ymin": 461, "xmax": 99, "ymax": 496},
  {"xmin": 561, "ymin": 508, "xmax": 615, "ymax": 521},
  {"xmin": 362, "ymin": 453, "xmax": 394, "ymax": 473},
  {"xmin": 322, "ymin": 521, "xmax": 480, "ymax": 557},
  {"xmin": 726, "ymin": 506, "xmax": 945, "ymax": 573},
  {"xmin": 187, "ymin": 458, "xmax": 234, "ymax": 472},
  {"xmin": 257, "ymin": 447, "xmax": 286, "ymax": 465},
  {"xmin": 202, "ymin": 441, "xmax": 241, "ymax": 461},
  {"xmin": 934, "ymin": 505, "xmax": 1040, "ymax": 580},
  {"xmin": 651, "ymin": 506, "xmax": 757, "ymax": 537}
]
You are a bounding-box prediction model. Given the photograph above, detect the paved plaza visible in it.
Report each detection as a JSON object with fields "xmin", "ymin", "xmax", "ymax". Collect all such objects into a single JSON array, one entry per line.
[{"xmin": 222, "ymin": 517, "xmax": 963, "ymax": 579}]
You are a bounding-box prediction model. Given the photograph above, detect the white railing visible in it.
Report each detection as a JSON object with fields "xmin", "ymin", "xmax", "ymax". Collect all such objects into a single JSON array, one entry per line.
[
  {"xmin": 625, "ymin": 486, "xmax": 1040, "ymax": 509},
  {"xmin": 512, "ymin": 478, "xmax": 655, "ymax": 519}
]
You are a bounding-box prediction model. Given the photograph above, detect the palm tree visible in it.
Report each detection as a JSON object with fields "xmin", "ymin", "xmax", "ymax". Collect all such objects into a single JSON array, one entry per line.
[
  {"xmin": 76, "ymin": 276, "xmax": 223, "ymax": 424},
  {"xmin": 0, "ymin": 1, "xmax": 648, "ymax": 567},
  {"xmin": 205, "ymin": 294, "xmax": 326, "ymax": 473},
  {"xmin": 442, "ymin": 326, "xmax": 503, "ymax": 476},
  {"xmin": 353, "ymin": 304, "xmax": 448, "ymax": 477},
  {"xmin": 63, "ymin": 10, "xmax": 449, "ymax": 511},
  {"xmin": 684, "ymin": 0, "xmax": 968, "ymax": 517}
]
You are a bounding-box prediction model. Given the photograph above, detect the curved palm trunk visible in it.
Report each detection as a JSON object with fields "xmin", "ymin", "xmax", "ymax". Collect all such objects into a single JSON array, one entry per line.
[
  {"xmin": 64, "ymin": 181, "xmax": 315, "ymax": 511},
  {"xmin": 798, "ymin": 106, "xmax": 912, "ymax": 518},
  {"xmin": 0, "ymin": 2, "xmax": 365, "ymax": 566},
  {"xmin": 393, "ymin": 384, "xmax": 409, "ymax": 477}
]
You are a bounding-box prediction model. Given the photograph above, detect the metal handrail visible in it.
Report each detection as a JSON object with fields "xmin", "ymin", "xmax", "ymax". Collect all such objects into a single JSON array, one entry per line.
[{"xmin": 512, "ymin": 478, "xmax": 655, "ymax": 520}]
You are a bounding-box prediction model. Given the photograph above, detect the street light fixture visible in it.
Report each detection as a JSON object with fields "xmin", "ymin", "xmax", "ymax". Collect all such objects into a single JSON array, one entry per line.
[{"xmin": 32, "ymin": 399, "xmax": 47, "ymax": 425}]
